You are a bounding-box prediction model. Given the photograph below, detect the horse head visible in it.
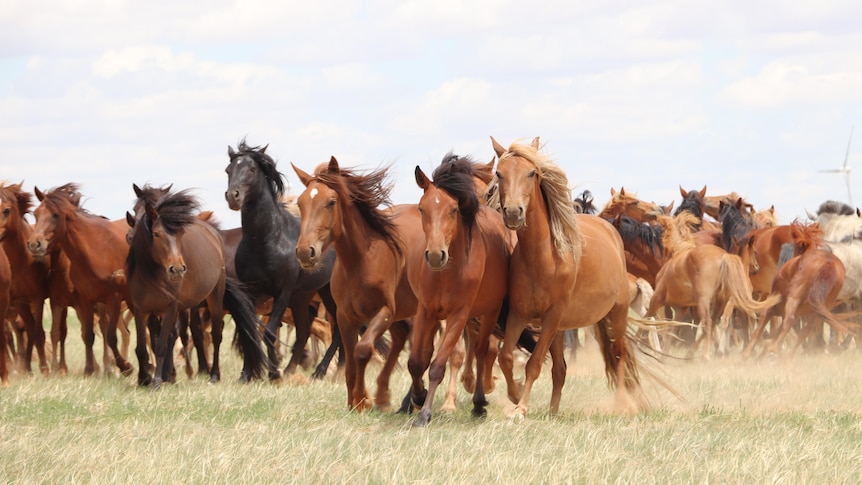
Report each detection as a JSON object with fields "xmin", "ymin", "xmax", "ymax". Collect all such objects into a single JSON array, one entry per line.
[{"xmin": 225, "ymin": 139, "xmax": 283, "ymax": 211}]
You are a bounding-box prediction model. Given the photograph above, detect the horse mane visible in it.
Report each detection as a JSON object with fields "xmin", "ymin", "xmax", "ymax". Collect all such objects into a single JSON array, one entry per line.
[
  {"xmin": 233, "ymin": 138, "xmax": 286, "ymax": 201},
  {"xmin": 817, "ymin": 200, "xmax": 855, "ymax": 216},
  {"xmin": 656, "ymin": 212, "xmax": 698, "ymax": 254},
  {"xmin": 719, "ymin": 199, "xmax": 753, "ymax": 253},
  {"xmin": 790, "ymin": 219, "xmax": 823, "ymax": 256},
  {"xmin": 0, "ymin": 181, "xmax": 33, "ymax": 216},
  {"xmin": 40, "ymin": 183, "xmax": 102, "ymax": 219},
  {"xmin": 488, "ymin": 140, "xmax": 582, "ymax": 255},
  {"xmin": 573, "ymin": 190, "xmax": 597, "ymax": 215},
  {"xmin": 674, "ymin": 188, "xmax": 705, "ymax": 220},
  {"xmin": 431, "ymin": 152, "xmax": 481, "ymax": 241},
  {"xmin": 313, "ymin": 162, "xmax": 402, "ymax": 256},
  {"xmin": 612, "ymin": 214, "xmax": 663, "ymax": 256}
]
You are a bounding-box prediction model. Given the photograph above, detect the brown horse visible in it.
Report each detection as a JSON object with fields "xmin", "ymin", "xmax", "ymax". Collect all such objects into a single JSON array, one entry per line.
[
  {"xmin": 125, "ymin": 187, "xmax": 264, "ymax": 387},
  {"xmin": 599, "ymin": 187, "xmax": 663, "ymax": 222},
  {"xmin": 292, "ymin": 157, "xmax": 416, "ymax": 411},
  {"xmin": 405, "ymin": 153, "xmax": 512, "ymax": 426},
  {"xmin": 0, "ymin": 182, "xmax": 52, "ymax": 375},
  {"xmin": 743, "ymin": 220, "xmax": 850, "ymax": 359},
  {"xmin": 489, "ymin": 136, "xmax": 644, "ymax": 418},
  {"xmin": 647, "ymin": 213, "xmax": 779, "ymax": 358},
  {"xmin": 27, "ymin": 184, "xmax": 134, "ymax": 377},
  {"xmin": 0, "ymin": 244, "xmax": 10, "ymax": 385}
]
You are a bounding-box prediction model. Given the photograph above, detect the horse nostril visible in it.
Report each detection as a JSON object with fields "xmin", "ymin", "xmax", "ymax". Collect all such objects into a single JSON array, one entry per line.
[
  {"xmin": 309, "ymin": 247, "xmax": 316, "ymax": 260},
  {"xmin": 424, "ymin": 250, "xmax": 430, "ymax": 263}
]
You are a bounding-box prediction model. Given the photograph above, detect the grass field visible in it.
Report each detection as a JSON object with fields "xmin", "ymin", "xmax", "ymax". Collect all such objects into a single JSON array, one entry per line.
[{"xmin": 2, "ymin": 321, "xmax": 862, "ymax": 484}]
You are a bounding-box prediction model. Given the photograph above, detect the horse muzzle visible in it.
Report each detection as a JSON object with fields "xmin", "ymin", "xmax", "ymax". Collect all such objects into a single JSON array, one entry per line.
[
  {"xmin": 502, "ymin": 206, "xmax": 526, "ymax": 230},
  {"xmin": 225, "ymin": 189, "xmax": 243, "ymax": 211},
  {"xmin": 168, "ymin": 262, "xmax": 187, "ymax": 281},
  {"xmin": 295, "ymin": 244, "xmax": 323, "ymax": 271},
  {"xmin": 424, "ymin": 249, "xmax": 448, "ymax": 271},
  {"xmin": 27, "ymin": 238, "xmax": 49, "ymax": 259}
]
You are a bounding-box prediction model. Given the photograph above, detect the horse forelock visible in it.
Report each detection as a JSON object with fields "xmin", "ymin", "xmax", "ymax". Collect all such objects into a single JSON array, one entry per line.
[
  {"xmin": 41, "ymin": 183, "xmax": 84, "ymax": 215},
  {"xmin": 0, "ymin": 183, "xmax": 33, "ymax": 216},
  {"xmin": 153, "ymin": 190, "xmax": 201, "ymax": 235},
  {"xmin": 432, "ymin": 153, "xmax": 480, "ymax": 237}
]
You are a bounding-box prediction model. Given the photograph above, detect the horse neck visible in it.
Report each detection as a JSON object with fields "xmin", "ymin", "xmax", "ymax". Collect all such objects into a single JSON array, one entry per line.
[
  {"xmin": 1, "ymin": 216, "xmax": 38, "ymax": 272},
  {"xmin": 330, "ymin": 201, "xmax": 373, "ymax": 266},
  {"xmin": 61, "ymin": 212, "xmax": 124, "ymax": 277},
  {"xmin": 240, "ymin": 191, "xmax": 294, "ymax": 238},
  {"xmin": 515, "ymin": 190, "xmax": 557, "ymax": 258}
]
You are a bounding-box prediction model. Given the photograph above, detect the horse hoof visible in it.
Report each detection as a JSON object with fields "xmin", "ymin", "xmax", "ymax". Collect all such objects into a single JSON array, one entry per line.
[
  {"xmin": 138, "ymin": 374, "xmax": 152, "ymax": 387},
  {"xmin": 413, "ymin": 410, "xmax": 432, "ymax": 427},
  {"xmin": 208, "ymin": 375, "xmax": 220, "ymax": 385},
  {"xmin": 152, "ymin": 378, "xmax": 163, "ymax": 390},
  {"xmin": 238, "ymin": 371, "xmax": 250, "ymax": 384},
  {"xmin": 471, "ymin": 406, "xmax": 488, "ymax": 419},
  {"xmin": 311, "ymin": 368, "xmax": 327, "ymax": 380}
]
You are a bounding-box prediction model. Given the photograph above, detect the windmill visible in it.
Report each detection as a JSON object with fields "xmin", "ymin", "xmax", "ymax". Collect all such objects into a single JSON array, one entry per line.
[{"xmin": 818, "ymin": 126, "xmax": 854, "ymax": 205}]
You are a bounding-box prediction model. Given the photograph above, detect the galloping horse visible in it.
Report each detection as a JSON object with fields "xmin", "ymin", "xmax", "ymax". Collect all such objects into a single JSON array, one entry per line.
[
  {"xmin": 28, "ymin": 184, "xmax": 133, "ymax": 377},
  {"xmin": 489, "ymin": 136, "xmax": 644, "ymax": 417},
  {"xmin": 743, "ymin": 220, "xmax": 850, "ymax": 359},
  {"xmin": 126, "ymin": 188, "xmax": 265, "ymax": 386},
  {"xmin": 0, "ymin": 182, "xmax": 51, "ymax": 375},
  {"xmin": 225, "ymin": 139, "xmax": 339, "ymax": 381},
  {"xmin": 292, "ymin": 157, "xmax": 416, "ymax": 411},
  {"xmin": 405, "ymin": 153, "xmax": 512, "ymax": 426}
]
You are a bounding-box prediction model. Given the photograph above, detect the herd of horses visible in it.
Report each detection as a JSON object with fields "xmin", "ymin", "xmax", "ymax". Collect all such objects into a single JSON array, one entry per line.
[{"xmin": 2, "ymin": 136, "xmax": 861, "ymax": 426}]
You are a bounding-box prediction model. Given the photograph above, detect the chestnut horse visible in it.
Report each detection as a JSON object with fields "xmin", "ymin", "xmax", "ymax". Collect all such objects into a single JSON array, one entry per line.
[
  {"xmin": 405, "ymin": 154, "xmax": 512, "ymax": 426},
  {"xmin": 292, "ymin": 157, "xmax": 416, "ymax": 411},
  {"xmin": 744, "ymin": 220, "xmax": 850, "ymax": 359},
  {"xmin": 0, "ymin": 182, "xmax": 51, "ymax": 375},
  {"xmin": 225, "ymin": 140, "xmax": 339, "ymax": 381},
  {"xmin": 125, "ymin": 188, "xmax": 264, "ymax": 387},
  {"xmin": 489, "ymin": 136, "xmax": 645, "ymax": 418},
  {"xmin": 27, "ymin": 184, "xmax": 134, "ymax": 377},
  {"xmin": 647, "ymin": 213, "xmax": 779, "ymax": 358},
  {"xmin": 0, "ymin": 245, "xmax": 9, "ymax": 385},
  {"xmin": 599, "ymin": 187, "xmax": 663, "ymax": 222}
]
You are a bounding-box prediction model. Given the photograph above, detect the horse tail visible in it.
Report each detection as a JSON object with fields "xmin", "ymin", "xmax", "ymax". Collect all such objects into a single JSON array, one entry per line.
[
  {"xmin": 493, "ymin": 296, "xmax": 538, "ymax": 354},
  {"xmin": 223, "ymin": 277, "xmax": 266, "ymax": 380},
  {"xmin": 720, "ymin": 255, "xmax": 781, "ymax": 317}
]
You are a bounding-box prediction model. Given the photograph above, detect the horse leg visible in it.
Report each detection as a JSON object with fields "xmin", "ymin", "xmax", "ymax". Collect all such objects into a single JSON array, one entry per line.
[
  {"xmin": 188, "ymin": 305, "xmax": 210, "ymax": 376},
  {"xmin": 21, "ymin": 302, "xmax": 49, "ymax": 376},
  {"xmin": 354, "ymin": 307, "xmax": 395, "ymax": 411},
  {"xmin": 176, "ymin": 309, "xmax": 194, "ymax": 379},
  {"xmin": 262, "ymin": 295, "xmax": 290, "ymax": 380},
  {"xmin": 130, "ymin": 308, "xmax": 152, "ymax": 386},
  {"xmin": 76, "ymin": 301, "xmax": 99, "ymax": 376},
  {"xmin": 742, "ymin": 306, "xmax": 774, "ymax": 360},
  {"xmin": 414, "ymin": 311, "xmax": 470, "ymax": 427},
  {"xmin": 548, "ymin": 332, "xmax": 567, "ymax": 415},
  {"xmin": 441, "ymin": 323, "xmax": 465, "ymax": 413},
  {"xmin": 460, "ymin": 320, "xmax": 477, "ymax": 394},
  {"xmin": 376, "ymin": 319, "xmax": 409, "ymax": 412},
  {"xmin": 513, "ymin": 311, "xmax": 563, "ymax": 419},
  {"xmin": 151, "ymin": 306, "xmax": 177, "ymax": 389},
  {"xmin": 470, "ymin": 311, "xmax": 500, "ymax": 418},
  {"xmin": 406, "ymin": 310, "xmax": 437, "ymax": 421},
  {"xmin": 312, "ymin": 285, "xmax": 341, "ymax": 379},
  {"xmin": 765, "ymin": 298, "xmax": 802, "ymax": 357},
  {"xmin": 336, "ymin": 311, "xmax": 361, "ymax": 409},
  {"xmin": 104, "ymin": 299, "xmax": 133, "ymax": 376},
  {"xmin": 697, "ymin": 298, "xmax": 714, "ymax": 361},
  {"xmin": 50, "ymin": 302, "xmax": 68, "ymax": 376},
  {"xmin": 498, "ymin": 311, "xmax": 529, "ymax": 405}
]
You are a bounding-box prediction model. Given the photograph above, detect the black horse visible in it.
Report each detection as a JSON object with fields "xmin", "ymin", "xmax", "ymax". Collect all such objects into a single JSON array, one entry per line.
[{"xmin": 225, "ymin": 139, "xmax": 340, "ymax": 381}]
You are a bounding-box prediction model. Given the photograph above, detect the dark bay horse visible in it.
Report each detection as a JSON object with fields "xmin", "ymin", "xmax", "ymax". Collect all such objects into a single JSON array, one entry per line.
[
  {"xmin": 489, "ymin": 136, "xmax": 646, "ymax": 417},
  {"xmin": 292, "ymin": 157, "xmax": 416, "ymax": 411},
  {"xmin": 0, "ymin": 182, "xmax": 51, "ymax": 375},
  {"xmin": 27, "ymin": 184, "xmax": 134, "ymax": 377},
  {"xmin": 405, "ymin": 154, "xmax": 512, "ymax": 426},
  {"xmin": 225, "ymin": 139, "xmax": 339, "ymax": 380},
  {"xmin": 126, "ymin": 188, "xmax": 264, "ymax": 387}
]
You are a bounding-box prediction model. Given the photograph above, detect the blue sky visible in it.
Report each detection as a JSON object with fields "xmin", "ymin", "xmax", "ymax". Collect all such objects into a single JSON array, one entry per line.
[{"xmin": 2, "ymin": 0, "xmax": 861, "ymax": 229}]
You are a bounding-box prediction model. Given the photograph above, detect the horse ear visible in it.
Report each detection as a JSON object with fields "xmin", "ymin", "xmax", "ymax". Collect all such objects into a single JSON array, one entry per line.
[
  {"xmin": 610, "ymin": 187, "xmax": 617, "ymax": 197},
  {"xmin": 34, "ymin": 186, "xmax": 44, "ymax": 201},
  {"xmin": 664, "ymin": 200, "xmax": 675, "ymax": 214},
  {"xmin": 126, "ymin": 211, "xmax": 136, "ymax": 228},
  {"xmin": 530, "ymin": 137, "xmax": 540, "ymax": 149},
  {"xmin": 261, "ymin": 144, "xmax": 269, "ymax": 154},
  {"xmin": 144, "ymin": 202, "xmax": 158, "ymax": 222},
  {"xmin": 327, "ymin": 156, "xmax": 339, "ymax": 174},
  {"xmin": 414, "ymin": 166, "xmax": 431, "ymax": 190},
  {"xmin": 699, "ymin": 186, "xmax": 707, "ymax": 198},
  {"xmin": 679, "ymin": 185, "xmax": 687, "ymax": 198},
  {"xmin": 490, "ymin": 136, "xmax": 506, "ymax": 158},
  {"xmin": 133, "ymin": 183, "xmax": 143, "ymax": 198},
  {"xmin": 619, "ymin": 186, "xmax": 626, "ymax": 196},
  {"xmin": 291, "ymin": 163, "xmax": 314, "ymax": 188},
  {"xmin": 228, "ymin": 145, "xmax": 236, "ymax": 157}
]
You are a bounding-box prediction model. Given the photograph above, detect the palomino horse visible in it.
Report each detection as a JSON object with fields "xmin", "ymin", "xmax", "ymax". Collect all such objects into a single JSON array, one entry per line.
[
  {"xmin": 292, "ymin": 157, "xmax": 415, "ymax": 411},
  {"xmin": 744, "ymin": 221, "xmax": 850, "ymax": 359},
  {"xmin": 225, "ymin": 139, "xmax": 340, "ymax": 381},
  {"xmin": 647, "ymin": 213, "xmax": 779, "ymax": 358},
  {"xmin": 404, "ymin": 154, "xmax": 512, "ymax": 426},
  {"xmin": 0, "ymin": 182, "xmax": 51, "ymax": 375},
  {"xmin": 125, "ymin": 188, "xmax": 264, "ymax": 387},
  {"xmin": 27, "ymin": 184, "xmax": 134, "ymax": 377},
  {"xmin": 489, "ymin": 136, "xmax": 644, "ymax": 418}
]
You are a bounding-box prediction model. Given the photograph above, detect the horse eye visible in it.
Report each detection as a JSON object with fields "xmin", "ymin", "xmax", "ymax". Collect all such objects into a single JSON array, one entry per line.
[
  {"xmin": 326, "ymin": 199, "xmax": 336, "ymax": 208},
  {"xmin": 528, "ymin": 170, "xmax": 536, "ymax": 178},
  {"xmin": 2, "ymin": 208, "xmax": 9, "ymax": 216},
  {"xmin": 495, "ymin": 171, "xmax": 503, "ymax": 179}
]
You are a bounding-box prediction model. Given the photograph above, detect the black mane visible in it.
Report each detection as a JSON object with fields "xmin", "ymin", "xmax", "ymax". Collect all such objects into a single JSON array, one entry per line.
[
  {"xmin": 432, "ymin": 152, "xmax": 480, "ymax": 239},
  {"xmin": 233, "ymin": 138, "xmax": 286, "ymax": 201}
]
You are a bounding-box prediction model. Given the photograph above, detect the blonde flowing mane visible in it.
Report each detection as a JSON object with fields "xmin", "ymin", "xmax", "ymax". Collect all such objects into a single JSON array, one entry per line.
[
  {"xmin": 487, "ymin": 140, "xmax": 582, "ymax": 255},
  {"xmin": 655, "ymin": 212, "xmax": 699, "ymax": 255}
]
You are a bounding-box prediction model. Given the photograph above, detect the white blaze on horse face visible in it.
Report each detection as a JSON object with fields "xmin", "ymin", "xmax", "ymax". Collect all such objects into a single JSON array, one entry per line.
[
  {"xmin": 435, "ymin": 194, "xmax": 440, "ymax": 204},
  {"xmin": 309, "ymin": 188, "xmax": 318, "ymax": 200}
]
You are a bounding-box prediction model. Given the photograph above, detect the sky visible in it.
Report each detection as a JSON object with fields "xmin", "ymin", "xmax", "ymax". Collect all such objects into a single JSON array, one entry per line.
[{"xmin": 2, "ymin": 0, "xmax": 862, "ymax": 229}]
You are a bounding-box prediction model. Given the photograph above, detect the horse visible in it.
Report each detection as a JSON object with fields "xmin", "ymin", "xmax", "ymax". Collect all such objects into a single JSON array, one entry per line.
[
  {"xmin": 743, "ymin": 220, "xmax": 851, "ymax": 359},
  {"xmin": 292, "ymin": 157, "xmax": 416, "ymax": 411},
  {"xmin": 404, "ymin": 153, "xmax": 512, "ymax": 426},
  {"xmin": 814, "ymin": 201, "xmax": 862, "ymax": 304},
  {"xmin": 225, "ymin": 139, "xmax": 340, "ymax": 381},
  {"xmin": 0, "ymin": 182, "xmax": 52, "ymax": 376},
  {"xmin": 125, "ymin": 187, "xmax": 265, "ymax": 387},
  {"xmin": 0, "ymin": 244, "xmax": 10, "ymax": 385},
  {"xmin": 489, "ymin": 136, "xmax": 646, "ymax": 418},
  {"xmin": 27, "ymin": 183, "xmax": 134, "ymax": 377},
  {"xmin": 598, "ymin": 187, "xmax": 663, "ymax": 222},
  {"xmin": 647, "ymin": 212, "xmax": 779, "ymax": 358}
]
